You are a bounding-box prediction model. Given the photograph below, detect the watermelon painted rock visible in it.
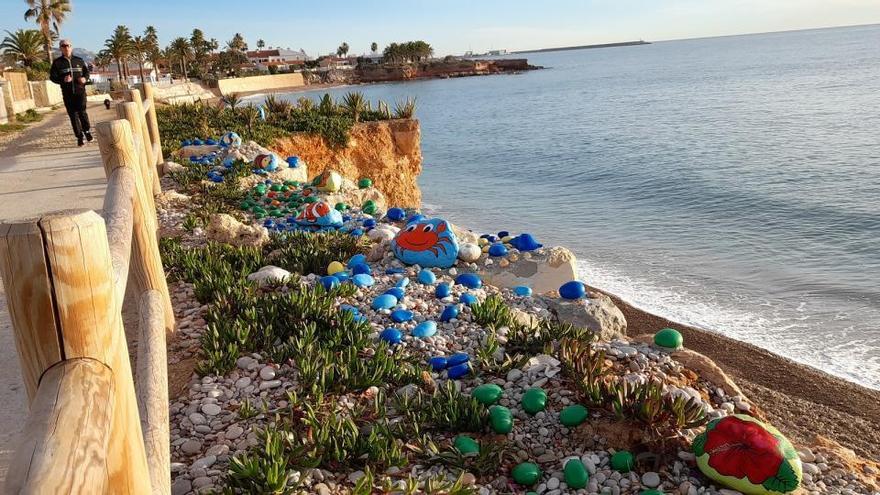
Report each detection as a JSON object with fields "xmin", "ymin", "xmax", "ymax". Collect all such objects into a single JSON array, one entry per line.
[
  {"xmin": 453, "ymin": 435, "xmax": 480, "ymax": 455},
  {"xmin": 559, "ymin": 404, "xmax": 589, "ymax": 426},
  {"xmin": 693, "ymin": 414, "xmax": 802, "ymax": 495},
  {"xmin": 471, "ymin": 383, "xmax": 503, "ymax": 405},
  {"xmin": 521, "ymin": 388, "xmax": 547, "ymax": 414},
  {"xmin": 489, "ymin": 405, "xmax": 513, "ymax": 434},
  {"xmin": 391, "ymin": 218, "xmax": 460, "ymax": 268},
  {"xmin": 564, "ymin": 458, "xmax": 589, "ymax": 489},
  {"xmin": 611, "ymin": 450, "xmax": 634, "ymax": 472},
  {"xmin": 654, "ymin": 327, "xmax": 683, "ymax": 349},
  {"xmin": 512, "ymin": 462, "xmax": 542, "ymax": 486}
]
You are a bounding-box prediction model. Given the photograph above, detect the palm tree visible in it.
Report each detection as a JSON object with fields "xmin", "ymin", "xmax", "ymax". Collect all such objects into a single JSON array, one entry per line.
[
  {"xmin": 1, "ymin": 29, "xmax": 45, "ymax": 67},
  {"xmin": 104, "ymin": 25, "xmax": 133, "ymax": 82},
  {"xmin": 257, "ymin": 39, "xmax": 265, "ymax": 49},
  {"xmin": 24, "ymin": 0, "xmax": 70, "ymax": 61},
  {"xmin": 167, "ymin": 37, "xmax": 192, "ymax": 80},
  {"xmin": 130, "ymin": 35, "xmax": 150, "ymax": 82},
  {"xmin": 227, "ymin": 33, "xmax": 247, "ymax": 52},
  {"xmin": 337, "ymin": 42, "xmax": 349, "ymax": 58},
  {"xmin": 370, "ymin": 41, "xmax": 378, "ymax": 53},
  {"xmin": 143, "ymin": 26, "xmax": 161, "ymax": 78}
]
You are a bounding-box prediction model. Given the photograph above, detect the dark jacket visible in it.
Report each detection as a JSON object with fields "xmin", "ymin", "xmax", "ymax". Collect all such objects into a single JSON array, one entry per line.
[{"xmin": 50, "ymin": 55, "xmax": 90, "ymax": 97}]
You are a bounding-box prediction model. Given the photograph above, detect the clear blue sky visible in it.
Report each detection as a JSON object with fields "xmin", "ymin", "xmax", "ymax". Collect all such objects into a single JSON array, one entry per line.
[{"xmin": 2, "ymin": 0, "xmax": 879, "ymax": 56}]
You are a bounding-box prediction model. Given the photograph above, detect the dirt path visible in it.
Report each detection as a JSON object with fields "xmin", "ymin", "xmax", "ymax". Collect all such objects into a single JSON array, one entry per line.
[{"xmin": 0, "ymin": 102, "xmax": 118, "ymax": 484}]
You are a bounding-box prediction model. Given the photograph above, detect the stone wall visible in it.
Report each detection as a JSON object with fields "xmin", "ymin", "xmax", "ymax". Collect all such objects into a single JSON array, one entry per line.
[
  {"xmin": 270, "ymin": 119, "xmax": 422, "ymax": 208},
  {"xmin": 30, "ymin": 80, "xmax": 62, "ymax": 107},
  {"xmin": 216, "ymin": 73, "xmax": 305, "ymax": 96}
]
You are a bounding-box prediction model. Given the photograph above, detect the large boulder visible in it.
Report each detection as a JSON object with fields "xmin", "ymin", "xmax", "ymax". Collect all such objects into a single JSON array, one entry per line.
[
  {"xmin": 537, "ymin": 292, "xmax": 627, "ymax": 341},
  {"xmin": 449, "ymin": 223, "xmax": 480, "ymax": 245},
  {"xmin": 478, "ymin": 246, "xmax": 578, "ymax": 295},
  {"xmin": 206, "ymin": 214, "xmax": 269, "ymax": 247}
]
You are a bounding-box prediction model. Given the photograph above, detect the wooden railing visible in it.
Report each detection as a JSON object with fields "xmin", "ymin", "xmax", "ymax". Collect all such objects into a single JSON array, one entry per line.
[{"xmin": 0, "ymin": 82, "xmax": 173, "ymax": 494}]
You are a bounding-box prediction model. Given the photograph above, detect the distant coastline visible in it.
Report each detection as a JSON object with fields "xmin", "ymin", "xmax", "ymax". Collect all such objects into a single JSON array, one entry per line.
[{"xmin": 513, "ymin": 40, "xmax": 650, "ymax": 54}]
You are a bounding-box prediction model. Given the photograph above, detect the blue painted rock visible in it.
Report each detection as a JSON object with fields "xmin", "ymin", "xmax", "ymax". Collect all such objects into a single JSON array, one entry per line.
[
  {"xmin": 391, "ymin": 218, "xmax": 459, "ymax": 268},
  {"xmin": 488, "ymin": 243, "xmax": 509, "ymax": 257},
  {"xmin": 447, "ymin": 353, "xmax": 469, "ymax": 367},
  {"xmin": 219, "ymin": 131, "xmax": 242, "ymax": 147},
  {"xmin": 320, "ymin": 275, "xmax": 339, "ymax": 290},
  {"xmin": 385, "ymin": 267, "xmax": 405, "ymax": 275},
  {"xmin": 222, "ymin": 156, "xmax": 236, "ymax": 168},
  {"xmin": 379, "ymin": 328, "xmax": 403, "ymax": 345},
  {"xmin": 347, "ymin": 254, "xmax": 367, "ymax": 267},
  {"xmin": 440, "ymin": 305, "xmax": 460, "ymax": 322},
  {"xmin": 417, "ymin": 269, "xmax": 437, "ymax": 285},
  {"xmin": 192, "ymin": 138, "xmax": 204, "ymax": 145},
  {"xmin": 351, "ymin": 263, "xmax": 372, "ymax": 275},
  {"xmin": 429, "ymin": 356, "xmax": 448, "ymax": 371},
  {"xmin": 350, "ymin": 228, "xmax": 364, "ymax": 236},
  {"xmin": 460, "ymin": 293, "xmax": 478, "ymax": 305},
  {"xmin": 510, "ymin": 233, "xmax": 543, "ymax": 251},
  {"xmin": 363, "ymin": 218, "xmax": 376, "ymax": 229},
  {"xmin": 286, "ymin": 156, "xmax": 300, "ymax": 168},
  {"xmin": 384, "ymin": 287, "xmax": 405, "ymax": 301},
  {"xmin": 455, "ymin": 273, "xmax": 482, "ymax": 289},
  {"xmin": 514, "ymin": 286, "xmax": 533, "ymax": 297},
  {"xmin": 351, "ymin": 274, "xmax": 374, "ymax": 287},
  {"xmin": 412, "ymin": 321, "xmax": 437, "ymax": 338},
  {"xmin": 386, "ymin": 207, "xmax": 406, "ymax": 221},
  {"xmin": 395, "ymin": 277, "xmax": 410, "ymax": 288},
  {"xmin": 254, "ymin": 153, "xmax": 278, "ymax": 172},
  {"xmin": 693, "ymin": 414, "xmax": 803, "ymax": 495},
  {"xmin": 258, "ymin": 106, "xmax": 266, "ymax": 120},
  {"xmin": 340, "ymin": 304, "xmax": 359, "ymax": 315},
  {"xmin": 497, "ymin": 230, "xmax": 509, "ymax": 238},
  {"xmin": 372, "ymin": 294, "xmax": 398, "ymax": 310},
  {"xmin": 391, "ymin": 309, "xmax": 414, "ymax": 323},
  {"xmin": 559, "ymin": 281, "xmax": 587, "ymax": 300},
  {"xmin": 334, "ymin": 271, "xmax": 350, "ymax": 283},
  {"xmin": 435, "ymin": 283, "xmax": 451, "ymax": 298},
  {"xmin": 447, "ymin": 362, "xmax": 470, "ymax": 379},
  {"xmin": 313, "ymin": 170, "xmax": 342, "ymax": 192},
  {"xmin": 181, "ymin": 139, "xmax": 191, "ymax": 146},
  {"xmin": 406, "ymin": 214, "xmax": 426, "ymax": 225}
]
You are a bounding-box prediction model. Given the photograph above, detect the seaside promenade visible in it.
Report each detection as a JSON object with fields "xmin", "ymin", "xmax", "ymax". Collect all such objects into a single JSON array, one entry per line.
[{"xmin": 0, "ymin": 102, "xmax": 116, "ymax": 484}]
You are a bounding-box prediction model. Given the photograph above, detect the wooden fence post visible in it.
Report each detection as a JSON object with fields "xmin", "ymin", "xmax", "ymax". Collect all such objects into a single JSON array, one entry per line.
[
  {"xmin": 96, "ymin": 120, "xmax": 175, "ymax": 335},
  {"xmin": 137, "ymin": 290, "xmax": 170, "ymax": 495},
  {"xmin": 142, "ymin": 82, "xmax": 165, "ymax": 169},
  {"xmin": 128, "ymin": 89, "xmax": 157, "ymax": 169},
  {"xmin": 117, "ymin": 99, "xmax": 161, "ymax": 197}
]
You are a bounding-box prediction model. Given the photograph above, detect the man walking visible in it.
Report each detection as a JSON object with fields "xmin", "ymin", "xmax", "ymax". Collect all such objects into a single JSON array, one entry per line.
[{"xmin": 50, "ymin": 39, "xmax": 92, "ymax": 147}]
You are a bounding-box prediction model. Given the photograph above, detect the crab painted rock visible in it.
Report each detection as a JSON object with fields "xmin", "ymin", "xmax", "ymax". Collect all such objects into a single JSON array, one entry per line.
[
  {"xmin": 692, "ymin": 414, "xmax": 802, "ymax": 495},
  {"xmin": 391, "ymin": 218, "xmax": 459, "ymax": 268}
]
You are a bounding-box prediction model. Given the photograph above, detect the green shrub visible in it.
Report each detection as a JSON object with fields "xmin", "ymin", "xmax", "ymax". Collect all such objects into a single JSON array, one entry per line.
[
  {"xmin": 265, "ymin": 230, "xmax": 369, "ymax": 276},
  {"xmin": 15, "ymin": 108, "xmax": 42, "ymax": 124}
]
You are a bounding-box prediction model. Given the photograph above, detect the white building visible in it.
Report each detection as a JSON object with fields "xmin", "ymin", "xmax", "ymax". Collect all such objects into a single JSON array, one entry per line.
[{"xmin": 246, "ymin": 48, "xmax": 310, "ymax": 71}]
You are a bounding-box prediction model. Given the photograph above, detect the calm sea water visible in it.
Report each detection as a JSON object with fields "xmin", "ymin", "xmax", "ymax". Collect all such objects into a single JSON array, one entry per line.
[{"xmin": 251, "ymin": 25, "xmax": 880, "ymax": 389}]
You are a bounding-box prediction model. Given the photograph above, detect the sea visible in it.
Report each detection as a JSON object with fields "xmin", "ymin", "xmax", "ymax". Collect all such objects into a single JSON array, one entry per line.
[{"xmin": 248, "ymin": 24, "xmax": 880, "ymax": 390}]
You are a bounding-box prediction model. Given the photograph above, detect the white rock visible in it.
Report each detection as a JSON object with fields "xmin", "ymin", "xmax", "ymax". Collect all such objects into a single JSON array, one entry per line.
[
  {"xmin": 192, "ymin": 455, "xmax": 216, "ymax": 470},
  {"xmin": 259, "ymin": 366, "xmax": 276, "ymax": 380},
  {"xmin": 247, "ymin": 266, "xmax": 292, "ymax": 286},
  {"xmin": 225, "ymin": 425, "xmax": 245, "ymax": 440},
  {"xmin": 201, "ymin": 403, "xmax": 222, "ymax": 416},
  {"xmin": 642, "ymin": 472, "xmax": 661, "ymax": 488},
  {"xmin": 259, "ymin": 379, "xmax": 281, "ymax": 390},
  {"xmin": 458, "ymin": 243, "xmax": 482, "ymax": 262}
]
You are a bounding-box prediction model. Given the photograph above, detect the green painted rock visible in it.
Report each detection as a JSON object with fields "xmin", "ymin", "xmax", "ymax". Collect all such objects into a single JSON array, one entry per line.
[
  {"xmin": 471, "ymin": 384, "xmax": 503, "ymax": 405},
  {"xmin": 654, "ymin": 327, "xmax": 683, "ymax": 349},
  {"xmin": 511, "ymin": 462, "xmax": 542, "ymax": 486},
  {"xmin": 358, "ymin": 177, "xmax": 373, "ymax": 189},
  {"xmin": 564, "ymin": 458, "xmax": 589, "ymax": 489},
  {"xmin": 489, "ymin": 405, "xmax": 513, "ymax": 434},
  {"xmin": 363, "ymin": 200, "xmax": 377, "ymax": 215},
  {"xmin": 692, "ymin": 414, "xmax": 802, "ymax": 495},
  {"xmin": 304, "ymin": 196, "xmax": 318, "ymax": 203},
  {"xmin": 642, "ymin": 490, "xmax": 664, "ymax": 495},
  {"xmin": 453, "ymin": 435, "xmax": 480, "ymax": 455},
  {"xmin": 611, "ymin": 450, "xmax": 635, "ymax": 472},
  {"xmin": 559, "ymin": 404, "xmax": 589, "ymax": 426},
  {"xmin": 521, "ymin": 388, "xmax": 547, "ymax": 414},
  {"xmin": 335, "ymin": 202, "xmax": 349, "ymax": 211}
]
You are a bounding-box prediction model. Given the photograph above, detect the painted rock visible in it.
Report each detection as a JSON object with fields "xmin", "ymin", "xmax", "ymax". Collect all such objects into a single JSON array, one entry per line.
[
  {"xmin": 692, "ymin": 414, "xmax": 802, "ymax": 495},
  {"xmin": 319, "ymin": 275, "xmax": 339, "ymax": 290},
  {"xmin": 313, "ymin": 170, "xmax": 342, "ymax": 192},
  {"xmin": 372, "ymin": 294, "xmax": 398, "ymax": 310},
  {"xmin": 440, "ymin": 305, "xmax": 460, "ymax": 322},
  {"xmin": 254, "ymin": 153, "xmax": 278, "ymax": 172},
  {"xmin": 391, "ymin": 218, "xmax": 460, "ymax": 268},
  {"xmin": 258, "ymin": 106, "xmax": 266, "ymax": 120},
  {"xmin": 559, "ymin": 280, "xmax": 587, "ymax": 300},
  {"xmin": 428, "ymin": 356, "xmax": 447, "ymax": 371},
  {"xmin": 510, "ymin": 233, "xmax": 543, "ymax": 251},
  {"xmin": 384, "ymin": 287, "xmax": 405, "ymax": 301},
  {"xmin": 334, "ymin": 271, "xmax": 350, "ymax": 283},
  {"xmin": 379, "ymin": 328, "xmax": 403, "ymax": 345},
  {"xmin": 521, "ymin": 388, "xmax": 547, "ymax": 415},
  {"xmin": 559, "ymin": 404, "xmax": 589, "ymax": 427},
  {"xmin": 641, "ymin": 491, "xmax": 663, "ymax": 495},
  {"xmin": 406, "ymin": 214, "xmax": 426, "ymax": 225},
  {"xmin": 351, "ymin": 274, "xmax": 374, "ymax": 288},
  {"xmin": 455, "ymin": 273, "xmax": 482, "ymax": 289},
  {"xmin": 435, "ymin": 283, "xmax": 451, "ymax": 298},
  {"xmin": 418, "ymin": 269, "xmax": 437, "ymax": 285},
  {"xmin": 447, "ymin": 353, "xmax": 469, "ymax": 367},
  {"xmin": 458, "ymin": 242, "xmax": 482, "ymax": 262},
  {"xmin": 347, "ymin": 254, "xmax": 367, "ymax": 267},
  {"xmin": 286, "ymin": 156, "xmax": 300, "ymax": 168},
  {"xmin": 564, "ymin": 458, "xmax": 589, "ymax": 489},
  {"xmin": 512, "ymin": 462, "xmax": 542, "ymax": 486},
  {"xmin": 489, "ymin": 405, "xmax": 513, "ymax": 434},
  {"xmin": 498, "ymin": 231, "xmax": 509, "ymax": 238},
  {"xmin": 447, "ymin": 362, "xmax": 470, "ymax": 379},
  {"xmin": 386, "ymin": 207, "xmax": 406, "ymax": 221},
  {"xmin": 351, "ymin": 263, "xmax": 372, "ymax": 275},
  {"xmin": 488, "ymin": 243, "xmax": 509, "ymax": 257},
  {"xmin": 335, "ymin": 202, "xmax": 348, "ymax": 211},
  {"xmin": 611, "ymin": 450, "xmax": 635, "ymax": 472},
  {"xmin": 363, "ymin": 219, "xmax": 377, "ymax": 229},
  {"xmin": 412, "ymin": 321, "xmax": 437, "ymax": 338},
  {"xmin": 460, "ymin": 293, "xmax": 478, "ymax": 306},
  {"xmin": 471, "ymin": 383, "xmax": 503, "ymax": 405},
  {"xmin": 654, "ymin": 328, "xmax": 683, "ymax": 350},
  {"xmin": 327, "ymin": 261, "xmax": 345, "ymax": 275},
  {"xmin": 219, "ymin": 131, "xmax": 241, "ymax": 147},
  {"xmin": 390, "ymin": 309, "xmax": 414, "ymax": 323},
  {"xmin": 296, "ymin": 202, "xmax": 342, "ymax": 227},
  {"xmin": 363, "ymin": 200, "xmax": 377, "ymax": 215},
  {"xmin": 453, "ymin": 435, "xmax": 480, "ymax": 455},
  {"xmin": 395, "ymin": 277, "xmax": 410, "ymax": 288},
  {"xmin": 514, "ymin": 286, "xmax": 533, "ymax": 297},
  {"xmin": 358, "ymin": 177, "xmax": 372, "ymax": 189}
]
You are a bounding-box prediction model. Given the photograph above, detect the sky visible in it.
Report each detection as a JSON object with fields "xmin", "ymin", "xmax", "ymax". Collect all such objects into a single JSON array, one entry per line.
[{"xmin": 2, "ymin": 0, "xmax": 879, "ymax": 56}]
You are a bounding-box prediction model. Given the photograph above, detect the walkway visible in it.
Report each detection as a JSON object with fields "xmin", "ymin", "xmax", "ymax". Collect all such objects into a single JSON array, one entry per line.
[{"xmin": 0, "ymin": 102, "xmax": 117, "ymax": 484}]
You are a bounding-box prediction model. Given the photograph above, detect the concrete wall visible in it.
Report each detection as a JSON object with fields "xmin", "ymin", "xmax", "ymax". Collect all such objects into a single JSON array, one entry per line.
[
  {"xmin": 2, "ymin": 72, "xmax": 30, "ymax": 102},
  {"xmin": 0, "ymin": 82, "xmax": 8, "ymax": 124},
  {"xmin": 30, "ymin": 80, "xmax": 63, "ymax": 107},
  {"xmin": 216, "ymin": 73, "xmax": 304, "ymax": 96}
]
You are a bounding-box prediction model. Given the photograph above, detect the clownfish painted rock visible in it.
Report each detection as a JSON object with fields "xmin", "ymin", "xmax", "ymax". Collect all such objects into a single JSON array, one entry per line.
[
  {"xmin": 391, "ymin": 218, "xmax": 459, "ymax": 268},
  {"xmin": 296, "ymin": 201, "xmax": 343, "ymax": 227},
  {"xmin": 254, "ymin": 153, "xmax": 278, "ymax": 172}
]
